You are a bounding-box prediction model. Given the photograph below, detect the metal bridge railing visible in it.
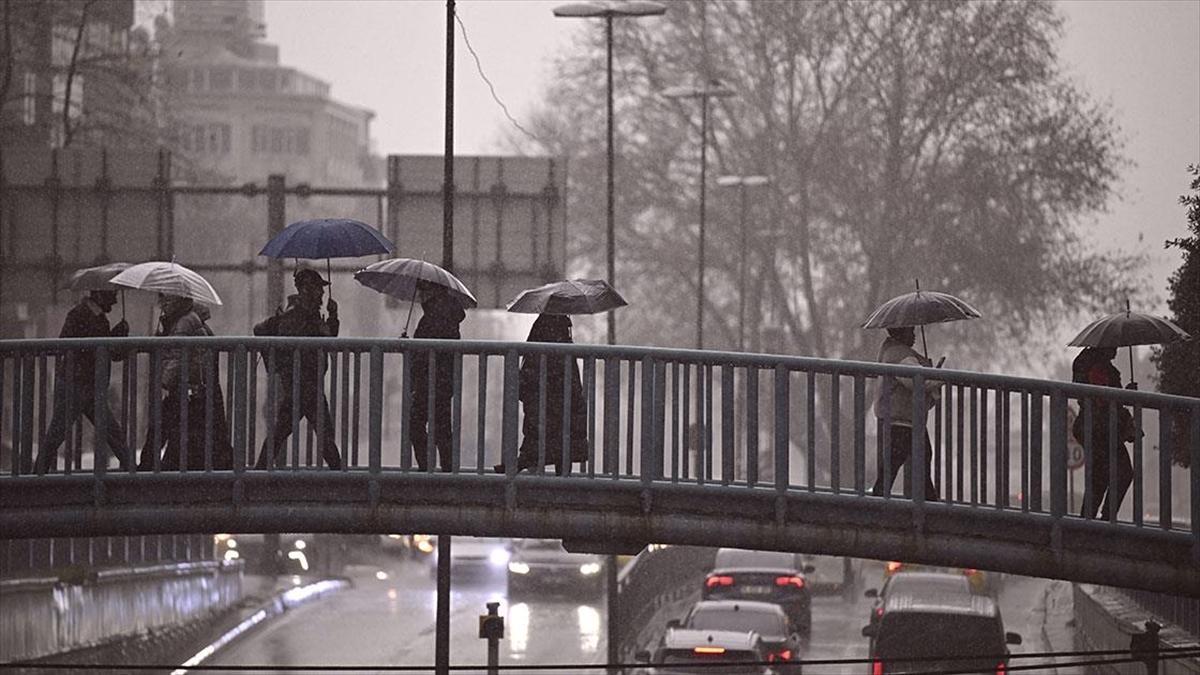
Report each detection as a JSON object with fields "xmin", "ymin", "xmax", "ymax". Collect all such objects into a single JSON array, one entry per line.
[{"xmin": 2, "ymin": 336, "xmax": 1198, "ymax": 538}]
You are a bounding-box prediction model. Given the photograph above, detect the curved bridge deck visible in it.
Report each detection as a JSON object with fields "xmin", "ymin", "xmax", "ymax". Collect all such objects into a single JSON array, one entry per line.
[{"xmin": 2, "ymin": 337, "xmax": 1197, "ymax": 595}]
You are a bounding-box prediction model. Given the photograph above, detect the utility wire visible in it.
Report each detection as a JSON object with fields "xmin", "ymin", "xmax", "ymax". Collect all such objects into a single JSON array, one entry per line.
[
  {"xmin": 453, "ymin": 8, "xmax": 542, "ymax": 147},
  {"xmin": 5, "ymin": 649, "xmax": 1200, "ymax": 672}
]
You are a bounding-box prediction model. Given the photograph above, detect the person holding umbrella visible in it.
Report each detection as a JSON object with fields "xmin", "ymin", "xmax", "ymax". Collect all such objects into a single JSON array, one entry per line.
[
  {"xmin": 496, "ymin": 279, "xmax": 627, "ymax": 475},
  {"xmin": 254, "ymin": 268, "xmax": 342, "ymax": 470},
  {"xmin": 409, "ymin": 281, "xmax": 467, "ymax": 472},
  {"xmin": 862, "ymin": 282, "xmax": 981, "ymax": 501},
  {"xmin": 1067, "ymin": 300, "xmax": 1189, "ymax": 519},
  {"xmin": 33, "ymin": 284, "xmax": 132, "ymax": 474}
]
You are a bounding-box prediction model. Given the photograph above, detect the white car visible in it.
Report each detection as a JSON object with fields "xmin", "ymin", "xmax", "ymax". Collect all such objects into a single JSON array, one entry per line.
[
  {"xmin": 506, "ymin": 538, "xmax": 605, "ymax": 597},
  {"xmin": 428, "ymin": 536, "xmax": 510, "ymax": 578}
]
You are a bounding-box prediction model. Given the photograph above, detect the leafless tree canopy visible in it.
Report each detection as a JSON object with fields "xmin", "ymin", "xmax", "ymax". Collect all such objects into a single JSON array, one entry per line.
[{"xmin": 525, "ymin": 0, "xmax": 1138, "ymax": 362}]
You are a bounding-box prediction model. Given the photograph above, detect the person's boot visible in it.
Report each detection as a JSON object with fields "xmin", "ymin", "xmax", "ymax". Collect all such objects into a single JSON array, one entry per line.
[{"xmin": 494, "ymin": 452, "xmax": 537, "ymax": 474}]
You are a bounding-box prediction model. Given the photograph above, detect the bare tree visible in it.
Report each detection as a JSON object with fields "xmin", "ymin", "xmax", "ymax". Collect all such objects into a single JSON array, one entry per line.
[{"xmin": 522, "ymin": 0, "xmax": 1137, "ymax": 365}]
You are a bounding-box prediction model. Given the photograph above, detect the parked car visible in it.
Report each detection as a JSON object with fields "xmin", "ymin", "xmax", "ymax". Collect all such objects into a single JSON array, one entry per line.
[
  {"xmin": 506, "ymin": 538, "xmax": 605, "ymax": 597},
  {"xmin": 635, "ymin": 628, "xmax": 777, "ymax": 674},
  {"xmin": 882, "ymin": 560, "xmax": 1003, "ymax": 596},
  {"xmin": 864, "ymin": 571, "xmax": 973, "ymax": 634},
  {"xmin": 861, "ymin": 585, "xmax": 1021, "ymax": 674},
  {"xmin": 703, "ymin": 548, "xmax": 815, "ymax": 638},
  {"xmin": 676, "ymin": 600, "xmax": 803, "ymax": 671},
  {"xmin": 380, "ymin": 533, "xmax": 436, "ymax": 558}
]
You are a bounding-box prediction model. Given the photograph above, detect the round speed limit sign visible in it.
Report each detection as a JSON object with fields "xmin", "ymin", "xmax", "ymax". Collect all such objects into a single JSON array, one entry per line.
[{"xmin": 1067, "ymin": 444, "xmax": 1085, "ymax": 470}]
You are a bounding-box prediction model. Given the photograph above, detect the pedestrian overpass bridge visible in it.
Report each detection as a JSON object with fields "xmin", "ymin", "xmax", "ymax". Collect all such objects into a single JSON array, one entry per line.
[{"xmin": 2, "ymin": 337, "xmax": 1197, "ymax": 596}]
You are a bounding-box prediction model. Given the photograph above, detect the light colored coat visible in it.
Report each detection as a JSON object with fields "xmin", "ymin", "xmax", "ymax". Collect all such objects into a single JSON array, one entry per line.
[{"xmin": 873, "ymin": 337, "xmax": 943, "ymax": 427}]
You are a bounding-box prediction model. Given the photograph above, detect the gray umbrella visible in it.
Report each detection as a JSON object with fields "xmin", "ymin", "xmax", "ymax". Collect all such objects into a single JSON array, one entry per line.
[
  {"xmin": 61, "ymin": 262, "xmax": 133, "ymax": 318},
  {"xmin": 862, "ymin": 281, "xmax": 982, "ymax": 358},
  {"xmin": 506, "ymin": 279, "xmax": 627, "ymax": 315},
  {"xmin": 1068, "ymin": 300, "xmax": 1191, "ymax": 386}
]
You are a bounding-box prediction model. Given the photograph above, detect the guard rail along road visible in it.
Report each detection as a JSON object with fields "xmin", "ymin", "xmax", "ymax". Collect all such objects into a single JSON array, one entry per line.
[{"xmin": 1, "ymin": 336, "xmax": 1197, "ymax": 596}]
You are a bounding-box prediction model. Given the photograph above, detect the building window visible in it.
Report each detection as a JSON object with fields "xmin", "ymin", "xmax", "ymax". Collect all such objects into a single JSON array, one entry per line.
[
  {"xmin": 238, "ymin": 69, "xmax": 256, "ymax": 91},
  {"xmin": 210, "ymin": 68, "xmax": 233, "ymax": 91},
  {"xmin": 181, "ymin": 122, "xmax": 231, "ymax": 155},
  {"xmin": 251, "ymin": 125, "xmax": 310, "ymax": 156},
  {"xmin": 258, "ymin": 70, "xmax": 276, "ymax": 91},
  {"xmin": 23, "ymin": 72, "xmax": 36, "ymax": 125}
]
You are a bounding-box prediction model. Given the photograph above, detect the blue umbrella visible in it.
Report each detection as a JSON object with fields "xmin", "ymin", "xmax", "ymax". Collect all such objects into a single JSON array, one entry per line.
[{"xmin": 260, "ymin": 218, "xmax": 395, "ymax": 295}]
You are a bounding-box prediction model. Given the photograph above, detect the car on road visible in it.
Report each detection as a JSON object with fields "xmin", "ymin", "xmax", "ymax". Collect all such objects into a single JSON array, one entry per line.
[
  {"xmin": 799, "ymin": 554, "xmax": 857, "ymax": 598},
  {"xmin": 635, "ymin": 628, "xmax": 778, "ymax": 674},
  {"xmin": 882, "ymin": 560, "xmax": 1003, "ymax": 596},
  {"xmin": 506, "ymin": 538, "xmax": 605, "ymax": 597},
  {"xmin": 675, "ymin": 600, "xmax": 803, "ymax": 671},
  {"xmin": 861, "ymin": 585, "xmax": 1022, "ymax": 674},
  {"xmin": 703, "ymin": 548, "xmax": 815, "ymax": 639},
  {"xmin": 427, "ymin": 536, "xmax": 510, "ymax": 579},
  {"xmin": 864, "ymin": 570, "xmax": 973, "ymax": 633}
]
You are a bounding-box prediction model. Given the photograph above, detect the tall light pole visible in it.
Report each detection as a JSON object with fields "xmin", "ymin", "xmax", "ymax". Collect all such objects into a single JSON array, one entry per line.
[
  {"xmin": 716, "ymin": 174, "xmax": 771, "ymax": 352},
  {"xmin": 663, "ymin": 79, "xmax": 736, "ymax": 349},
  {"xmin": 553, "ymin": 1, "xmax": 666, "ymax": 347}
]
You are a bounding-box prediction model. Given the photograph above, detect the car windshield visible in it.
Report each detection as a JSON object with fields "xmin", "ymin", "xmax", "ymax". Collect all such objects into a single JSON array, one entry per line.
[
  {"xmin": 876, "ymin": 613, "xmax": 1003, "ymax": 660},
  {"xmin": 714, "ymin": 549, "xmax": 796, "ymax": 570},
  {"xmin": 688, "ymin": 609, "xmax": 784, "ymax": 636},
  {"xmin": 885, "ymin": 574, "xmax": 968, "ymax": 596}
]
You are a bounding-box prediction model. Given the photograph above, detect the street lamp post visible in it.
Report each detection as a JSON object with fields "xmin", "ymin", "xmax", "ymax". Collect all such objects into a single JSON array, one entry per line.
[
  {"xmin": 553, "ymin": 1, "xmax": 666, "ymax": 347},
  {"xmin": 663, "ymin": 80, "xmax": 736, "ymax": 349},
  {"xmin": 716, "ymin": 174, "xmax": 771, "ymax": 352}
]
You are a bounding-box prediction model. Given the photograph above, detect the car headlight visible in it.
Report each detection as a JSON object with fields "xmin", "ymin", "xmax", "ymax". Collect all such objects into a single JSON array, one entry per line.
[
  {"xmin": 223, "ymin": 549, "xmax": 240, "ymax": 561},
  {"xmin": 294, "ymin": 539, "xmax": 307, "ymax": 550},
  {"xmin": 508, "ymin": 561, "xmax": 530, "ymax": 575},
  {"xmin": 489, "ymin": 548, "xmax": 511, "ymax": 567},
  {"xmin": 226, "ymin": 538, "xmax": 238, "ymax": 549},
  {"xmin": 579, "ymin": 562, "xmax": 602, "ymax": 576}
]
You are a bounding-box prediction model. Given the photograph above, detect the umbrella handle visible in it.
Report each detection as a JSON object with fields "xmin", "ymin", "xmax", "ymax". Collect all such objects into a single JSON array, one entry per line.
[
  {"xmin": 326, "ymin": 258, "xmax": 333, "ymax": 300},
  {"xmin": 402, "ymin": 285, "xmax": 417, "ymax": 337},
  {"xmin": 1128, "ymin": 345, "xmax": 1136, "ymax": 387},
  {"xmin": 120, "ymin": 290, "xmax": 126, "ymax": 322},
  {"xmin": 919, "ymin": 325, "xmax": 929, "ymax": 361}
]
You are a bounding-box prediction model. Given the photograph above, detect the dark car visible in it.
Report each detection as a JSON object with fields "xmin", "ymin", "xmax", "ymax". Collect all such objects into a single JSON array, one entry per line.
[
  {"xmin": 506, "ymin": 538, "xmax": 605, "ymax": 597},
  {"xmin": 636, "ymin": 628, "xmax": 777, "ymax": 675},
  {"xmin": 864, "ymin": 571, "xmax": 973, "ymax": 633},
  {"xmin": 678, "ymin": 600, "xmax": 803, "ymax": 671},
  {"xmin": 861, "ymin": 587, "xmax": 1022, "ymax": 674},
  {"xmin": 703, "ymin": 548, "xmax": 815, "ymax": 638}
]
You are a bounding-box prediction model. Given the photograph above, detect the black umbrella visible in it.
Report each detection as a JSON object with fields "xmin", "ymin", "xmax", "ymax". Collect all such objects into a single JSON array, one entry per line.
[
  {"xmin": 1068, "ymin": 300, "xmax": 1191, "ymax": 386},
  {"xmin": 862, "ymin": 280, "xmax": 982, "ymax": 358},
  {"xmin": 506, "ymin": 279, "xmax": 628, "ymax": 315}
]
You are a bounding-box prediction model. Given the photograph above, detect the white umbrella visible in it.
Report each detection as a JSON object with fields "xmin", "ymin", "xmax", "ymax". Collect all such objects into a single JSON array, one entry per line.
[
  {"xmin": 110, "ymin": 261, "xmax": 223, "ymax": 306},
  {"xmin": 354, "ymin": 258, "xmax": 476, "ymax": 336},
  {"xmin": 61, "ymin": 262, "xmax": 133, "ymax": 291}
]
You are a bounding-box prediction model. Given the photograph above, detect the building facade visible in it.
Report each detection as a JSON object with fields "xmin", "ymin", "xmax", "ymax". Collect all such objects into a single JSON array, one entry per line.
[{"xmin": 163, "ymin": 0, "xmax": 378, "ymax": 186}]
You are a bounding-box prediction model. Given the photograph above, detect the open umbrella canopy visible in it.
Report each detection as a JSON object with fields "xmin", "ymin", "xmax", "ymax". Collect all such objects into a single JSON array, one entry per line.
[
  {"xmin": 353, "ymin": 258, "xmax": 477, "ymax": 309},
  {"xmin": 259, "ymin": 218, "xmax": 394, "ymax": 259},
  {"xmin": 110, "ymin": 261, "xmax": 222, "ymax": 306},
  {"xmin": 1068, "ymin": 309, "xmax": 1190, "ymax": 348},
  {"xmin": 61, "ymin": 262, "xmax": 132, "ymax": 291},
  {"xmin": 862, "ymin": 289, "xmax": 982, "ymax": 329},
  {"xmin": 506, "ymin": 279, "xmax": 627, "ymax": 315}
]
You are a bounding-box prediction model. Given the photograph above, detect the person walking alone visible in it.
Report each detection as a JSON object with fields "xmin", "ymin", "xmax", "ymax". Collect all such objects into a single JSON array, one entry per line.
[
  {"xmin": 409, "ymin": 282, "xmax": 466, "ymax": 472},
  {"xmin": 871, "ymin": 326, "xmax": 942, "ymax": 501},
  {"xmin": 34, "ymin": 289, "xmax": 131, "ymax": 473},
  {"xmin": 1071, "ymin": 346, "xmax": 1135, "ymax": 520},
  {"xmin": 254, "ymin": 269, "xmax": 342, "ymax": 470}
]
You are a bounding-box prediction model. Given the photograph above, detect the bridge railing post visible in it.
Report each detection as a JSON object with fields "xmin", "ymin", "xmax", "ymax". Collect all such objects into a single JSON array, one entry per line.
[
  {"xmin": 641, "ymin": 355, "xmax": 656, "ymax": 483},
  {"xmin": 746, "ymin": 367, "xmax": 759, "ymax": 488},
  {"xmin": 1190, "ymin": 403, "xmax": 1200, "ymax": 560},
  {"xmin": 911, "ymin": 372, "xmax": 926, "ymax": 510},
  {"xmin": 368, "ymin": 346, "xmax": 383, "ymax": 474},
  {"xmin": 1049, "ymin": 390, "xmax": 1067, "ymax": 518},
  {"xmin": 774, "ymin": 365, "xmax": 790, "ymax": 493},
  {"xmin": 501, "ymin": 350, "xmax": 519, "ymax": 478}
]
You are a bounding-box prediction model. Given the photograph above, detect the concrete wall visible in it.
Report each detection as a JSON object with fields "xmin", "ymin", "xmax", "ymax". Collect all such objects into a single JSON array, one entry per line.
[
  {"xmin": 0, "ymin": 560, "xmax": 242, "ymax": 663},
  {"xmin": 1074, "ymin": 584, "xmax": 1200, "ymax": 674}
]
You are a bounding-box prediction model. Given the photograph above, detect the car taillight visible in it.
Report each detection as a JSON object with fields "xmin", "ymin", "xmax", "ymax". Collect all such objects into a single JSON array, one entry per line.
[
  {"xmin": 996, "ymin": 663, "xmax": 1006, "ymax": 675},
  {"xmin": 886, "ymin": 561, "xmax": 903, "ymax": 573},
  {"xmin": 775, "ymin": 575, "xmax": 805, "ymax": 589},
  {"xmin": 694, "ymin": 646, "xmax": 726, "ymax": 655},
  {"xmin": 767, "ymin": 649, "xmax": 792, "ymax": 662},
  {"xmin": 705, "ymin": 575, "xmax": 734, "ymax": 589},
  {"xmin": 875, "ymin": 606, "xmax": 884, "ymax": 618},
  {"xmin": 873, "ymin": 660, "xmax": 885, "ymax": 675},
  {"xmin": 965, "ymin": 568, "xmax": 979, "ymax": 577}
]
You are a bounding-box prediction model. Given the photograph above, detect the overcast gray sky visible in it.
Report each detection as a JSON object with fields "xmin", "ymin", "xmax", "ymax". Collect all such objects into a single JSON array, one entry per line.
[{"xmin": 263, "ymin": 0, "xmax": 1199, "ymax": 312}]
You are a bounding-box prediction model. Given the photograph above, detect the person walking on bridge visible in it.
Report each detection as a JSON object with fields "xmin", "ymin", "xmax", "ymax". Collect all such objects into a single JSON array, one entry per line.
[
  {"xmin": 871, "ymin": 326, "xmax": 942, "ymax": 501},
  {"xmin": 1071, "ymin": 346, "xmax": 1135, "ymax": 520},
  {"xmin": 33, "ymin": 289, "xmax": 131, "ymax": 473},
  {"xmin": 254, "ymin": 268, "xmax": 342, "ymax": 470},
  {"xmin": 409, "ymin": 282, "xmax": 466, "ymax": 472}
]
